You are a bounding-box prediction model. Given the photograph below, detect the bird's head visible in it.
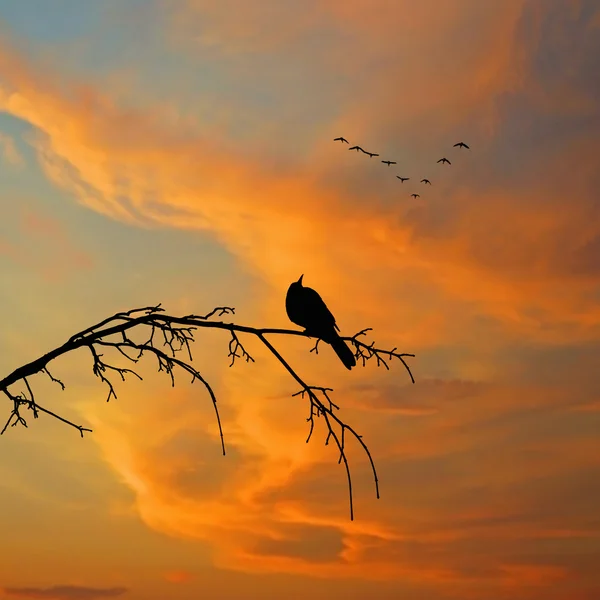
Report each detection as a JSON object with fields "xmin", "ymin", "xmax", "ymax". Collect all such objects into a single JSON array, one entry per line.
[{"xmin": 288, "ymin": 274, "xmax": 304, "ymax": 291}]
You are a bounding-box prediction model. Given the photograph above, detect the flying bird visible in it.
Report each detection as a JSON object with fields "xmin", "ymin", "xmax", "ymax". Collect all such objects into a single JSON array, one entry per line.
[
  {"xmin": 437, "ymin": 157, "xmax": 451, "ymax": 165},
  {"xmin": 334, "ymin": 137, "xmax": 349, "ymax": 144},
  {"xmin": 410, "ymin": 193, "xmax": 420, "ymax": 199},
  {"xmin": 453, "ymin": 142, "xmax": 470, "ymax": 149},
  {"xmin": 421, "ymin": 179, "xmax": 431, "ymax": 185},
  {"xmin": 349, "ymin": 145, "xmax": 366, "ymax": 153},
  {"xmin": 366, "ymin": 151, "xmax": 380, "ymax": 158},
  {"xmin": 381, "ymin": 160, "xmax": 397, "ymax": 166},
  {"xmin": 396, "ymin": 176, "xmax": 410, "ymax": 183},
  {"xmin": 285, "ymin": 275, "xmax": 356, "ymax": 370}
]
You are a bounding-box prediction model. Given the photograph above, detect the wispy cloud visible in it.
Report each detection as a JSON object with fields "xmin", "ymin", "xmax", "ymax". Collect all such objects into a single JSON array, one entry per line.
[
  {"xmin": 0, "ymin": 207, "xmax": 94, "ymax": 281},
  {"xmin": 1, "ymin": 2, "xmax": 598, "ymax": 347},
  {"xmin": 0, "ymin": 131, "xmax": 23, "ymax": 167}
]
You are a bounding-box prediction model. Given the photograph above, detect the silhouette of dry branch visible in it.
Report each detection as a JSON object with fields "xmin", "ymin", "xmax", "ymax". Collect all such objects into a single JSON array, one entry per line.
[{"xmin": 0, "ymin": 304, "xmax": 415, "ymax": 520}]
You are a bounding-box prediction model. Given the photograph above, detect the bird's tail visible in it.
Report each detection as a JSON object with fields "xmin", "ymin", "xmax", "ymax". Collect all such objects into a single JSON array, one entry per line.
[{"xmin": 329, "ymin": 334, "xmax": 356, "ymax": 370}]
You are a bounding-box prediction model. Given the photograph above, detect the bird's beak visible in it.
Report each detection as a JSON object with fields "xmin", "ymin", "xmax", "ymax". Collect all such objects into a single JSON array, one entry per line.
[{"xmin": 297, "ymin": 274, "xmax": 304, "ymax": 285}]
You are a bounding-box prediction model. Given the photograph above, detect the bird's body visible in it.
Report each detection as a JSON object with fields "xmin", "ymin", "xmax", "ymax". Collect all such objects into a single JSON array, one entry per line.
[
  {"xmin": 453, "ymin": 142, "xmax": 470, "ymax": 149},
  {"xmin": 411, "ymin": 193, "xmax": 420, "ymax": 198},
  {"xmin": 366, "ymin": 152, "xmax": 379, "ymax": 158},
  {"xmin": 349, "ymin": 145, "xmax": 365, "ymax": 153},
  {"xmin": 397, "ymin": 176, "xmax": 409, "ymax": 183},
  {"xmin": 285, "ymin": 275, "xmax": 356, "ymax": 370},
  {"xmin": 437, "ymin": 157, "xmax": 451, "ymax": 165},
  {"xmin": 334, "ymin": 137, "xmax": 349, "ymax": 144},
  {"xmin": 421, "ymin": 178, "xmax": 431, "ymax": 185},
  {"xmin": 382, "ymin": 160, "xmax": 397, "ymax": 166}
]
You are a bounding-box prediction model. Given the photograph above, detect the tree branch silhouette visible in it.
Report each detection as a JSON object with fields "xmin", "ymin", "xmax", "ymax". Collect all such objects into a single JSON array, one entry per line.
[{"xmin": 0, "ymin": 304, "xmax": 415, "ymax": 520}]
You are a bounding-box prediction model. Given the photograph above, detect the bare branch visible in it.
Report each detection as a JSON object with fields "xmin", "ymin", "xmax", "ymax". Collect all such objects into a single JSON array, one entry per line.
[
  {"xmin": 1, "ymin": 386, "xmax": 91, "ymax": 438},
  {"xmin": 43, "ymin": 367, "xmax": 65, "ymax": 390},
  {"xmin": 347, "ymin": 328, "xmax": 416, "ymax": 383},
  {"xmin": 228, "ymin": 331, "xmax": 255, "ymax": 367},
  {"xmin": 0, "ymin": 304, "xmax": 415, "ymax": 519}
]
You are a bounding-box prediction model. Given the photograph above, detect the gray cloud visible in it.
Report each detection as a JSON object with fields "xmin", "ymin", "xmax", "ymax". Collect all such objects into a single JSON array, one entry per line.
[
  {"xmin": 3, "ymin": 586, "xmax": 128, "ymax": 600},
  {"xmin": 249, "ymin": 522, "xmax": 344, "ymax": 563},
  {"xmin": 344, "ymin": 378, "xmax": 490, "ymax": 414}
]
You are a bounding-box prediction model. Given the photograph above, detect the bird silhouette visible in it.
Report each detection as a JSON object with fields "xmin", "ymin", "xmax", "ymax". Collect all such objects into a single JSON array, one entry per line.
[
  {"xmin": 349, "ymin": 145, "xmax": 366, "ymax": 153},
  {"xmin": 285, "ymin": 275, "xmax": 356, "ymax": 370},
  {"xmin": 366, "ymin": 151, "xmax": 379, "ymax": 158},
  {"xmin": 421, "ymin": 178, "xmax": 431, "ymax": 185},
  {"xmin": 334, "ymin": 137, "xmax": 349, "ymax": 144},
  {"xmin": 381, "ymin": 160, "xmax": 397, "ymax": 166},
  {"xmin": 437, "ymin": 157, "xmax": 451, "ymax": 165},
  {"xmin": 396, "ymin": 176, "xmax": 410, "ymax": 183},
  {"xmin": 410, "ymin": 193, "xmax": 420, "ymax": 198},
  {"xmin": 453, "ymin": 142, "xmax": 470, "ymax": 149}
]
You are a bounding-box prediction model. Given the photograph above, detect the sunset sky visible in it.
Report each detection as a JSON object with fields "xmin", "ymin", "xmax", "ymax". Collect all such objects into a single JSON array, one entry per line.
[{"xmin": 1, "ymin": 1, "xmax": 599, "ymax": 599}]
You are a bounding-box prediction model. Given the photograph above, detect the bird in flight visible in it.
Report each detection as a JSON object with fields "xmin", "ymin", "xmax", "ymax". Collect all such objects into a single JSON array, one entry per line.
[
  {"xmin": 453, "ymin": 142, "xmax": 470, "ymax": 149},
  {"xmin": 381, "ymin": 160, "xmax": 397, "ymax": 166},
  {"xmin": 285, "ymin": 275, "xmax": 356, "ymax": 370},
  {"xmin": 366, "ymin": 151, "xmax": 379, "ymax": 158},
  {"xmin": 334, "ymin": 137, "xmax": 349, "ymax": 144},
  {"xmin": 410, "ymin": 193, "xmax": 420, "ymax": 199},
  {"xmin": 396, "ymin": 176, "xmax": 410, "ymax": 183},
  {"xmin": 421, "ymin": 178, "xmax": 431, "ymax": 185},
  {"xmin": 349, "ymin": 145, "xmax": 366, "ymax": 153},
  {"xmin": 437, "ymin": 157, "xmax": 451, "ymax": 165}
]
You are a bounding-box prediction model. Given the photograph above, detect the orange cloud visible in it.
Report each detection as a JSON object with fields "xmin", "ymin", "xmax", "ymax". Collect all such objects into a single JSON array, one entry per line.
[
  {"xmin": 1, "ymin": 3, "xmax": 599, "ymax": 597},
  {"xmin": 500, "ymin": 563, "xmax": 572, "ymax": 587},
  {"xmin": 72, "ymin": 364, "xmax": 600, "ymax": 595},
  {"xmin": 1, "ymin": 8, "xmax": 599, "ymax": 350},
  {"xmin": 162, "ymin": 569, "xmax": 194, "ymax": 584}
]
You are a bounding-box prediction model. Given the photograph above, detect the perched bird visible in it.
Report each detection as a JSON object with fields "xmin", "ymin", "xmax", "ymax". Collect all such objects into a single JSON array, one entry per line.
[
  {"xmin": 349, "ymin": 145, "xmax": 366, "ymax": 153},
  {"xmin": 437, "ymin": 157, "xmax": 451, "ymax": 165},
  {"xmin": 410, "ymin": 193, "xmax": 420, "ymax": 198},
  {"xmin": 453, "ymin": 142, "xmax": 470, "ymax": 149},
  {"xmin": 396, "ymin": 176, "xmax": 410, "ymax": 183},
  {"xmin": 285, "ymin": 275, "xmax": 356, "ymax": 370},
  {"xmin": 381, "ymin": 160, "xmax": 397, "ymax": 166},
  {"xmin": 334, "ymin": 137, "xmax": 349, "ymax": 144},
  {"xmin": 366, "ymin": 151, "xmax": 379, "ymax": 158},
  {"xmin": 421, "ymin": 178, "xmax": 431, "ymax": 185}
]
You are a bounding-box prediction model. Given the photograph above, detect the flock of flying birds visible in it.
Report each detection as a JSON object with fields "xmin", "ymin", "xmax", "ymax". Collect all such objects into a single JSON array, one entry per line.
[{"xmin": 333, "ymin": 136, "xmax": 470, "ymax": 199}]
